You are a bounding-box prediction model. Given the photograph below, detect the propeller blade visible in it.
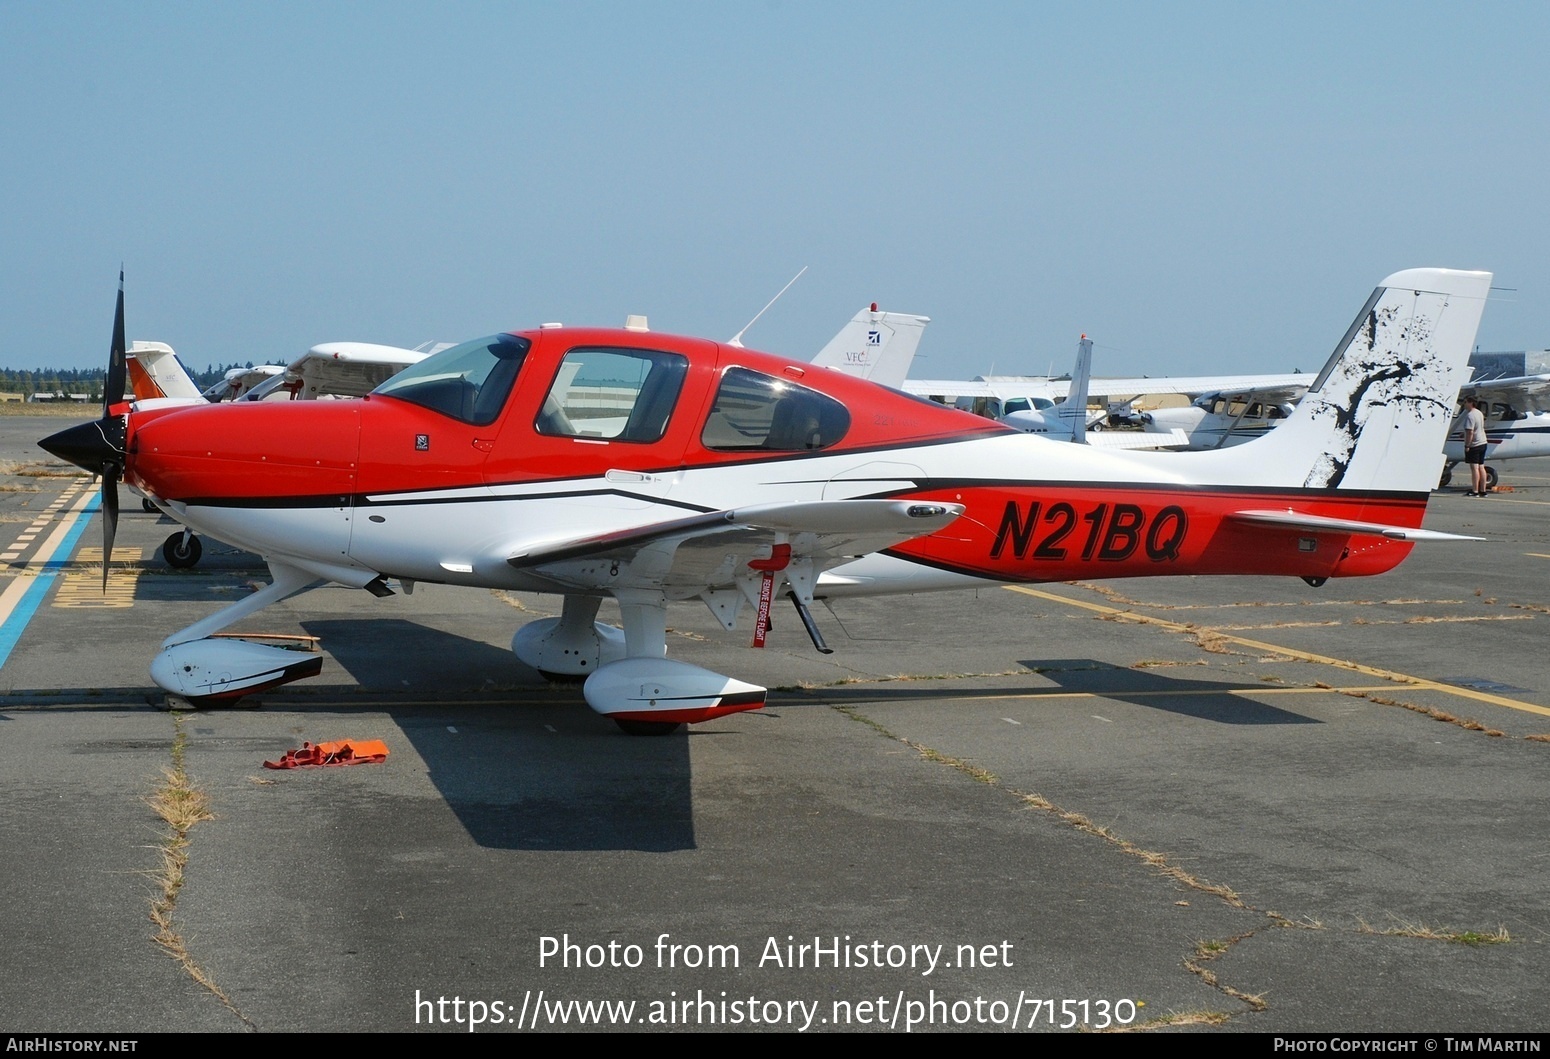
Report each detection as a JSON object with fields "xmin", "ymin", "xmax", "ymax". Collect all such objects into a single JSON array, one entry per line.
[
  {"xmin": 101, "ymin": 463, "xmax": 120, "ymax": 592},
  {"xmin": 104, "ymin": 269, "xmax": 126, "ymax": 411}
]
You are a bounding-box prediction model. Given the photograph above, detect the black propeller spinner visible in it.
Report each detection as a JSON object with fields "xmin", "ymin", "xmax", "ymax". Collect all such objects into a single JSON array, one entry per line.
[{"xmin": 38, "ymin": 271, "xmax": 130, "ymax": 590}]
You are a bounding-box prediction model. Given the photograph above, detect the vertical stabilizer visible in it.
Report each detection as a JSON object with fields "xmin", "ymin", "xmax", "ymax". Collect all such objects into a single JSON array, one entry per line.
[
  {"xmin": 1214, "ymin": 269, "xmax": 1491, "ymax": 493},
  {"xmin": 811, "ymin": 305, "xmax": 930, "ymax": 389},
  {"xmin": 1057, "ymin": 335, "xmax": 1094, "ymax": 443},
  {"xmin": 126, "ymin": 342, "xmax": 204, "ymax": 401}
]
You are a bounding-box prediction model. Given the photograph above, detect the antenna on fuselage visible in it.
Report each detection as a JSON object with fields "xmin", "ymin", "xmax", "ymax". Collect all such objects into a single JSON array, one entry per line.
[{"xmin": 728, "ymin": 266, "xmax": 808, "ymax": 348}]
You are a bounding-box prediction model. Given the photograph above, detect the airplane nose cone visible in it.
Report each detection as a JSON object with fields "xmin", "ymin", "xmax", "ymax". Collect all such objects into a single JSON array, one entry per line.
[{"xmin": 40, "ymin": 418, "xmax": 124, "ymax": 475}]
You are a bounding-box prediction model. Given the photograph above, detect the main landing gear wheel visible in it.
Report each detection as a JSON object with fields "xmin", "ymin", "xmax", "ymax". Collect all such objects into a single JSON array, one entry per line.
[
  {"xmin": 162, "ymin": 532, "xmax": 202, "ymax": 569},
  {"xmin": 1438, "ymin": 466, "xmax": 1453, "ymax": 489},
  {"xmin": 1485, "ymin": 466, "xmax": 1499, "ymax": 490},
  {"xmin": 614, "ymin": 719, "xmax": 685, "ymax": 737},
  {"xmin": 141, "ymin": 498, "xmax": 158, "ymax": 513}
]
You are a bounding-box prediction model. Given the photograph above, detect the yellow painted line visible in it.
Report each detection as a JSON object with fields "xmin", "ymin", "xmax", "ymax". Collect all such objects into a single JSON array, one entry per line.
[
  {"xmin": 1527, "ymin": 554, "xmax": 1550, "ymax": 561},
  {"xmin": 903, "ymin": 685, "xmax": 1403, "ymax": 704},
  {"xmin": 1006, "ymin": 585, "xmax": 1550, "ymax": 719}
]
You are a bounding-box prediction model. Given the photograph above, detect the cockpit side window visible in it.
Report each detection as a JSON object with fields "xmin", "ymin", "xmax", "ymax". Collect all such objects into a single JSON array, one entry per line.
[
  {"xmin": 700, "ymin": 367, "xmax": 850, "ymax": 451},
  {"xmin": 372, "ymin": 333, "xmax": 529, "ymax": 426},
  {"xmin": 535, "ymin": 348, "xmax": 689, "ymax": 443}
]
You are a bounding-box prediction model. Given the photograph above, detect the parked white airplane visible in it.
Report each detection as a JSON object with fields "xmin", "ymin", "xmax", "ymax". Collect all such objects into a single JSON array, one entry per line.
[
  {"xmin": 1438, "ymin": 371, "xmax": 1550, "ymax": 489},
  {"xmin": 1134, "ymin": 379, "xmax": 1310, "ymax": 448}
]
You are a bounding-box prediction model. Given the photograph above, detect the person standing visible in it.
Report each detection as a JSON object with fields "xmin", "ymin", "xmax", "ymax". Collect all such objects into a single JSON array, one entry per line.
[{"xmin": 1462, "ymin": 396, "xmax": 1489, "ymax": 496}]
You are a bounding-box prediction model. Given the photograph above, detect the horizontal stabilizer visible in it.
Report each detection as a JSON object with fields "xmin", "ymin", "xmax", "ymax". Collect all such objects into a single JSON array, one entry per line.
[{"xmin": 1227, "ymin": 509, "xmax": 1483, "ymax": 542}]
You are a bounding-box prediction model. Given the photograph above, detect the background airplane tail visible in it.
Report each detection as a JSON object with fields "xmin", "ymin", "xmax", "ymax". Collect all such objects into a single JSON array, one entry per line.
[
  {"xmin": 811, "ymin": 305, "xmax": 929, "ymax": 389},
  {"xmin": 1218, "ymin": 268, "xmax": 1492, "ymax": 493},
  {"xmin": 126, "ymin": 342, "xmax": 204, "ymax": 400},
  {"xmin": 1056, "ymin": 335, "xmax": 1094, "ymax": 442}
]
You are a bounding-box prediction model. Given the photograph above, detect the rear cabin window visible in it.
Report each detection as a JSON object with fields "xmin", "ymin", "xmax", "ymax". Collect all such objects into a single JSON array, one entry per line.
[
  {"xmin": 700, "ymin": 367, "xmax": 850, "ymax": 451},
  {"xmin": 535, "ymin": 348, "xmax": 688, "ymax": 443}
]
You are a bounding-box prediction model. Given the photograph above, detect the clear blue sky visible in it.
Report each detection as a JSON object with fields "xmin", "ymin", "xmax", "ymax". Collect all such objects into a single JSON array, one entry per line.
[{"xmin": 3, "ymin": 2, "xmax": 1546, "ymax": 378}]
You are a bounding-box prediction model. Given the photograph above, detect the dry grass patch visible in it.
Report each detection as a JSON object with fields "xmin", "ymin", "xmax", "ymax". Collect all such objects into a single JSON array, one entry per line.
[
  {"xmin": 1357, "ymin": 918, "xmax": 1509, "ymax": 946},
  {"xmin": 1183, "ymin": 932, "xmax": 1268, "ymax": 1012},
  {"xmin": 1349, "ymin": 691, "xmax": 1505, "ymax": 736},
  {"xmin": 1119, "ymin": 1010, "xmax": 1231, "ymax": 1030},
  {"xmin": 145, "ymin": 715, "xmax": 249, "ymax": 1024}
]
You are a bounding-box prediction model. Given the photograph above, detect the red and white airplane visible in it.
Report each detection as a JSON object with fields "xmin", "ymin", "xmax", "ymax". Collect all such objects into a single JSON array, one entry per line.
[{"xmin": 44, "ymin": 267, "xmax": 1490, "ymax": 734}]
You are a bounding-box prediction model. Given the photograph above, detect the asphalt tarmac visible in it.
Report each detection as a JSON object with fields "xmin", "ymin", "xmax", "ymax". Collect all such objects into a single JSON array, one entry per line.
[{"xmin": 2, "ymin": 411, "xmax": 1548, "ymax": 1034}]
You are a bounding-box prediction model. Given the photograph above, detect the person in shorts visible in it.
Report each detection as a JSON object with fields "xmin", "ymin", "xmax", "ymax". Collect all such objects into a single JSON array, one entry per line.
[{"xmin": 1462, "ymin": 395, "xmax": 1489, "ymax": 496}]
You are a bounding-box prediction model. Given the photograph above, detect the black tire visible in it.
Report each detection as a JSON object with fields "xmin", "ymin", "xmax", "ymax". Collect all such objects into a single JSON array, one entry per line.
[
  {"xmin": 1438, "ymin": 466, "xmax": 1453, "ymax": 489},
  {"xmin": 141, "ymin": 498, "xmax": 158, "ymax": 513},
  {"xmin": 162, "ymin": 532, "xmax": 202, "ymax": 569},
  {"xmin": 614, "ymin": 719, "xmax": 684, "ymax": 737},
  {"xmin": 538, "ymin": 669, "xmax": 587, "ymax": 684},
  {"xmin": 1485, "ymin": 465, "xmax": 1499, "ymax": 490}
]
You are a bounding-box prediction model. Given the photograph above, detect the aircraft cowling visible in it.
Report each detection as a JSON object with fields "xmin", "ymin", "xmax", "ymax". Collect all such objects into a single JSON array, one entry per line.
[
  {"xmin": 126, "ymin": 402, "xmax": 362, "ymax": 502},
  {"xmin": 582, "ymin": 658, "xmax": 766, "ymax": 724}
]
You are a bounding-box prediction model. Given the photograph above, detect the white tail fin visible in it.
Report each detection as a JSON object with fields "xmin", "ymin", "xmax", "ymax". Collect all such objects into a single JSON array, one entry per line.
[
  {"xmin": 811, "ymin": 305, "xmax": 929, "ymax": 389},
  {"xmin": 1056, "ymin": 335, "xmax": 1094, "ymax": 443},
  {"xmin": 1212, "ymin": 268, "xmax": 1491, "ymax": 493},
  {"xmin": 126, "ymin": 342, "xmax": 203, "ymax": 400}
]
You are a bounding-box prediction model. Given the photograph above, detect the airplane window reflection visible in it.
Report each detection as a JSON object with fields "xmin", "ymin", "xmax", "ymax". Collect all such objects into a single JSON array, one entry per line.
[
  {"xmin": 701, "ymin": 367, "xmax": 850, "ymax": 451},
  {"xmin": 535, "ymin": 348, "xmax": 688, "ymax": 443},
  {"xmin": 372, "ymin": 333, "xmax": 529, "ymax": 426}
]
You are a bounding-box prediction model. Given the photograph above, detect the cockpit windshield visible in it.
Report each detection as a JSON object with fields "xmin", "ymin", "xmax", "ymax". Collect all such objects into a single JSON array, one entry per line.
[{"xmin": 372, "ymin": 333, "xmax": 530, "ymax": 425}]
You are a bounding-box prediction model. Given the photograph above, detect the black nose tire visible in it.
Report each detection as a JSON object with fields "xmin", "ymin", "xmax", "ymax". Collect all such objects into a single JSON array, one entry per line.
[{"xmin": 162, "ymin": 532, "xmax": 202, "ymax": 569}]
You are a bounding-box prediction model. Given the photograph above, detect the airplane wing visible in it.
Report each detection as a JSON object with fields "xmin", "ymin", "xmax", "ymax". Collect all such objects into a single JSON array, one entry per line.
[
  {"xmin": 508, "ymin": 499, "xmax": 964, "ymax": 593},
  {"xmin": 202, "ymin": 365, "xmax": 285, "ymax": 401},
  {"xmin": 905, "ymin": 372, "xmax": 1312, "ymax": 403},
  {"xmin": 1087, "ymin": 427, "xmax": 1192, "ymax": 450},
  {"xmin": 904, "ymin": 378, "xmax": 1059, "ymax": 400},
  {"xmin": 1083, "ymin": 372, "xmax": 1310, "ymax": 401},
  {"xmin": 1461, "ymin": 374, "xmax": 1550, "ymax": 405},
  {"xmin": 241, "ymin": 342, "xmax": 426, "ymax": 401}
]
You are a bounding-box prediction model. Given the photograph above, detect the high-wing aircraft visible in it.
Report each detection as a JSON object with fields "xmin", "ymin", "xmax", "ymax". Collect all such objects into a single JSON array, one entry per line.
[
  {"xmin": 44, "ymin": 268, "xmax": 1491, "ymax": 735},
  {"xmin": 1133, "ymin": 379, "xmax": 1310, "ymax": 448},
  {"xmin": 1438, "ymin": 372, "xmax": 1550, "ymax": 489},
  {"xmin": 913, "ymin": 337, "xmax": 1191, "ymax": 450},
  {"xmin": 905, "ymin": 369, "xmax": 1309, "ymax": 421}
]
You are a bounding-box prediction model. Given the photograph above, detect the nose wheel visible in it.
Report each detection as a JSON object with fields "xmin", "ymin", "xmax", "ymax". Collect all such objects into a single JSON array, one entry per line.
[
  {"xmin": 614, "ymin": 719, "xmax": 685, "ymax": 737},
  {"xmin": 162, "ymin": 531, "xmax": 202, "ymax": 569}
]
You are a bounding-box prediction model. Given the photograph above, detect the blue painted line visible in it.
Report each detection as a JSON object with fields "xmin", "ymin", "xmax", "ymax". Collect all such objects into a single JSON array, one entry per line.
[{"xmin": 0, "ymin": 494, "xmax": 101, "ymax": 670}]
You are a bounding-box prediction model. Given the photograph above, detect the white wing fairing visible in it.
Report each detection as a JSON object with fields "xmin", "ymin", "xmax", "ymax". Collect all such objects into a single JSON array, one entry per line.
[{"xmin": 43, "ymin": 268, "xmax": 1492, "ymax": 733}]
